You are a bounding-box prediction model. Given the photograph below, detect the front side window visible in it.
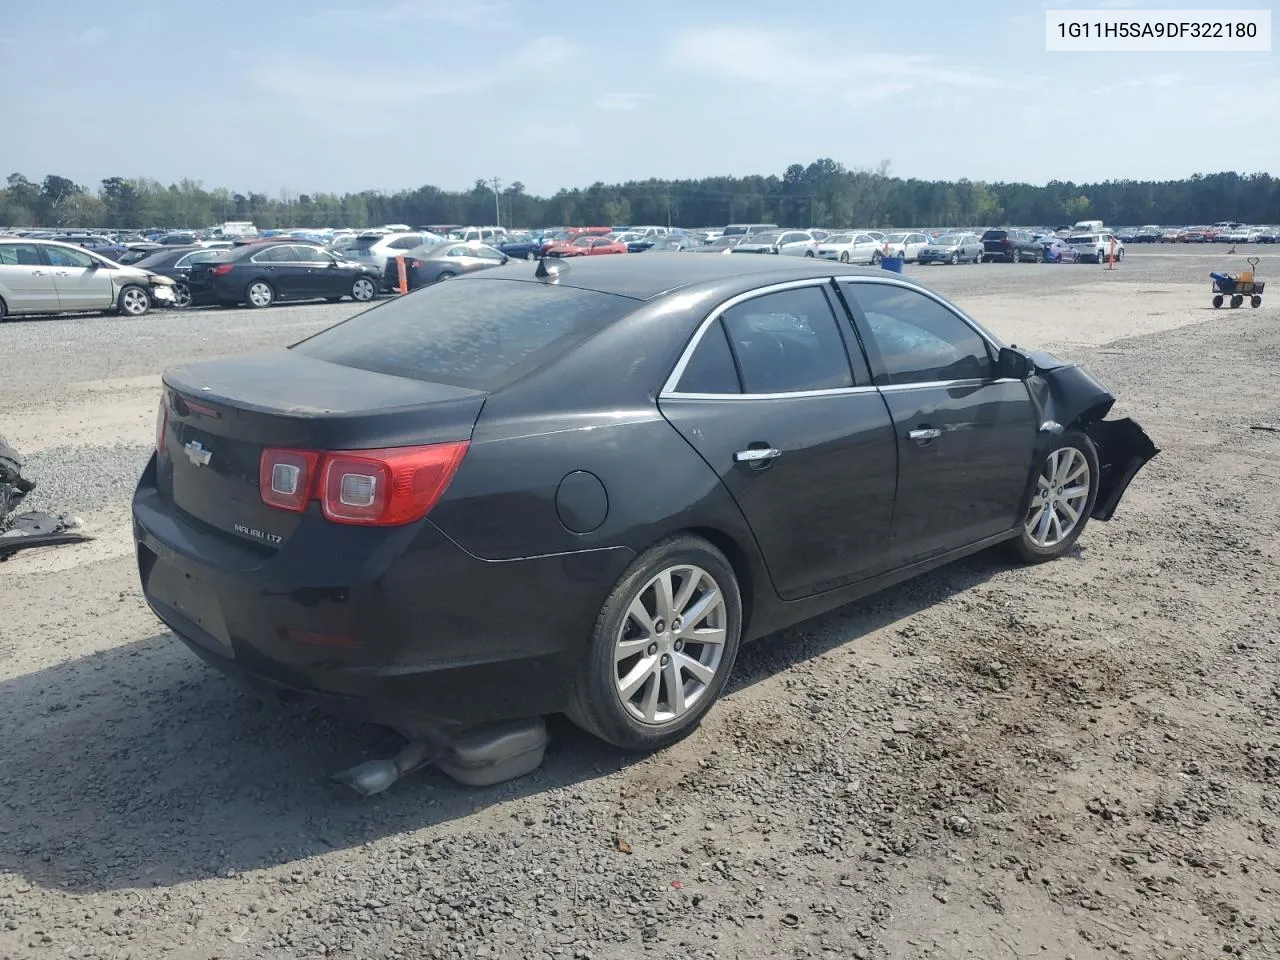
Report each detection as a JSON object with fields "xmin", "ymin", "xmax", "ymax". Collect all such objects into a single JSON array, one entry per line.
[
  {"xmin": 719, "ymin": 286, "xmax": 854, "ymax": 394},
  {"xmin": 845, "ymin": 283, "xmax": 993, "ymax": 385},
  {"xmin": 43, "ymin": 245, "xmax": 96, "ymax": 268}
]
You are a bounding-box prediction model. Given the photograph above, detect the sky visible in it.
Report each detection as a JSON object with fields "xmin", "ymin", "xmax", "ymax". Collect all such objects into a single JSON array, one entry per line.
[{"xmin": 0, "ymin": 0, "xmax": 1275, "ymax": 197}]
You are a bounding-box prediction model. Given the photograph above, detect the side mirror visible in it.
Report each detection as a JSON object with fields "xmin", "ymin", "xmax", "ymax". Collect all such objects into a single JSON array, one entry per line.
[
  {"xmin": 85, "ymin": 259, "xmax": 100, "ymax": 269},
  {"xmin": 997, "ymin": 346, "xmax": 1034, "ymax": 380},
  {"xmin": 501, "ymin": 255, "xmax": 509, "ymax": 265}
]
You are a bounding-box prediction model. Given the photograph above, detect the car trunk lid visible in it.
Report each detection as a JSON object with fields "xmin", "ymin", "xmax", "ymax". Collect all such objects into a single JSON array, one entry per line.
[{"xmin": 158, "ymin": 349, "xmax": 485, "ymax": 549}]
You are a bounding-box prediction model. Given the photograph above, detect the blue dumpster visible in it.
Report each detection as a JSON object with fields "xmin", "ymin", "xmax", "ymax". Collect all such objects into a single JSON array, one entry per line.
[{"xmin": 880, "ymin": 255, "xmax": 904, "ymax": 274}]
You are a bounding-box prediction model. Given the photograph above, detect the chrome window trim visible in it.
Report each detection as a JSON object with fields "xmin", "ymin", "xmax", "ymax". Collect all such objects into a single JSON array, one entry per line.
[
  {"xmin": 878, "ymin": 377, "xmax": 1021, "ymax": 393},
  {"xmin": 658, "ymin": 277, "xmax": 848, "ymax": 398},
  {"xmin": 666, "ymin": 385, "xmax": 880, "ymax": 401}
]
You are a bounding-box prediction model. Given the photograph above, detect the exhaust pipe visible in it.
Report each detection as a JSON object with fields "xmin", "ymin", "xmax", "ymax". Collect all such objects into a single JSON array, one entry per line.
[{"xmin": 330, "ymin": 740, "xmax": 433, "ymax": 797}]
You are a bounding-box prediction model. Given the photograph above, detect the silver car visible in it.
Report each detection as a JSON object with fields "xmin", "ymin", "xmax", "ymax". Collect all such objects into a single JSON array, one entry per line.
[
  {"xmin": 916, "ymin": 232, "xmax": 984, "ymax": 265},
  {"xmin": 0, "ymin": 239, "xmax": 178, "ymax": 320},
  {"xmin": 730, "ymin": 229, "xmax": 819, "ymax": 257},
  {"xmin": 345, "ymin": 231, "xmax": 444, "ymax": 283}
]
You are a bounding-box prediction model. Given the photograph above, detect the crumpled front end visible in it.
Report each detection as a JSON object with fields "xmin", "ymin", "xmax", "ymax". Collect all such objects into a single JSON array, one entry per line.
[{"xmin": 1024, "ymin": 353, "xmax": 1160, "ymax": 522}]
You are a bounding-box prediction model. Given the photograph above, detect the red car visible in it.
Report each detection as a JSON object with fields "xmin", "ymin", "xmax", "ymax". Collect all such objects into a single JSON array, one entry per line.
[{"xmin": 544, "ymin": 236, "xmax": 628, "ymax": 257}]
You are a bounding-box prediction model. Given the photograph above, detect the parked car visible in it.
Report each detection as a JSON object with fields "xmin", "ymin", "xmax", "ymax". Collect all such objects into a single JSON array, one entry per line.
[
  {"xmin": 346, "ymin": 231, "xmax": 443, "ymax": 284},
  {"xmin": 1114, "ymin": 227, "xmax": 1140, "ymax": 244},
  {"xmin": 880, "ymin": 232, "xmax": 931, "ymax": 262},
  {"xmin": 133, "ymin": 256, "xmax": 1158, "ymax": 757},
  {"xmin": 980, "ymin": 229, "xmax": 1044, "ymax": 263},
  {"xmin": 638, "ymin": 235, "xmax": 699, "ymax": 253},
  {"xmin": 116, "ymin": 241, "xmax": 165, "ymax": 265},
  {"xmin": 916, "ymin": 233, "xmax": 983, "ymax": 265},
  {"xmin": 1256, "ymin": 227, "xmax": 1277, "ymax": 244},
  {"xmin": 131, "ymin": 245, "xmax": 231, "ymax": 308},
  {"xmin": 1221, "ymin": 226, "xmax": 1255, "ymax": 244},
  {"xmin": 816, "ymin": 233, "xmax": 882, "ymax": 264},
  {"xmin": 731, "ymin": 230, "xmax": 818, "ymax": 256},
  {"xmin": 544, "ymin": 236, "xmax": 628, "ymax": 257},
  {"xmin": 0, "ymin": 238, "xmax": 177, "ymax": 319},
  {"xmin": 383, "ymin": 242, "xmax": 510, "ymax": 290},
  {"xmin": 1065, "ymin": 233, "xmax": 1125, "ymax": 263},
  {"xmin": 689, "ymin": 236, "xmax": 744, "ymax": 254},
  {"xmin": 721, "ymin": 222, "xmax": 777, "ymax": 238},
  {"xmin": 1136, "ymin": 225, "xmax": 1163, "ymax": 243},
  {"xmin": 494, "ymin": 234, "xmax": 547, "ymax": 261},
  {"xmin": 1042, "ymin": 237, "xmax": 1082, "ymax": 263},
  {"xmin": 184, "ymin": 241, "xmax": 382, "ymax": 308}
]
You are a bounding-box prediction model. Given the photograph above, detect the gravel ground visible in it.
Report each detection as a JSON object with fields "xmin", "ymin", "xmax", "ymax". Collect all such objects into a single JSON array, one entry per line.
[{"xmin": 1, "ymin": 247, "xmax": 1278, "ymax": 960}]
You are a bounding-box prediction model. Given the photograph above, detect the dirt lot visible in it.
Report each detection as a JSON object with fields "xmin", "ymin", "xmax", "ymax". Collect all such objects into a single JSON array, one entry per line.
[{"xmin": 1, "ymin": 248, "xmax": 1278, "ymax": 960}]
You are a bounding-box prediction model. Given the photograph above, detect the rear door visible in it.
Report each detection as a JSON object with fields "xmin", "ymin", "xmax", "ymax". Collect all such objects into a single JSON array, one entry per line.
[
  {"xmin": 44, "ymin": 245, "xmax": 116, "ymax": 310},
  {"xmin": 658, "ymin": 280, "xmax": 899, "ymax": 600},
  {"xmin": 249, "ymin": 245, "xmax": 307, "ymax": 298},
  {"xmin": 0, "ymin": 242, "xmax": 61, "ymax": 313},
  {"xmin": 839, "ymin": 278, "xmax": 1037, "ymax": 563}
]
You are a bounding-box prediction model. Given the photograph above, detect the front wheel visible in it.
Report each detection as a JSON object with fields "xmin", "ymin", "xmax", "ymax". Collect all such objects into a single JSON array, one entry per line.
[
  {"xmin": 526, "ymin": 251, "xmax": 537, "ymax": 261},
  {"xmin": 1251, "ymin": 295, "xmax": 1262, "ymax": 308},
  {"xmin": 245, "ymin": 280, "xmax": 274, "ymax": 308},
  {"xmin": 350, "ymin": 276, "xmax": 377, "ymax": 302},
  {"xmin": 871, "ymin": 250, "xmax": 883, "ymax": 264},
  {"xmin": 949, "ymin": 252, "xmax": 959, "ymax": 265},
  {"xmin": 839, "ymin": 251, "xmax": 850, "ymax": 263},
  {"xmin": 566, "ymin": 535, "xmax": 742, "ymax": 751},
  {"xmin": 1212, "ymin": 294, "xmax": 1224, "ymax": 308},
  {"xmin": 1011, "ymin": 249, "xmax": 1021, "ymax": 264},
  {"xmin": 804, "ymin": 250, "xmax": 815, "ymax": 258},
  {"xmin": 173, "ymin": 282, "xmax": 192, "ymax": 309},
  {"xmin": 117, "ymin": 284, "xmax": 151, "ymax": 317},
  {"xmin": 1010, "ymin": 431, "xmax": 1100, "ymax": 564}
]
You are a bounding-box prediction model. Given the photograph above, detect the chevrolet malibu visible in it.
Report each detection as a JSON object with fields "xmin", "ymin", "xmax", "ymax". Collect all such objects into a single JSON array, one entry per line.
[{"xmin": 133, "ymin": 255, "xmax": 1157, "ymax": 753}]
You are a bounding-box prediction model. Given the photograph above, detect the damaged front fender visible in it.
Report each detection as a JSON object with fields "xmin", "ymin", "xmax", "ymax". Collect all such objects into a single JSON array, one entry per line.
[{"xmin": 1021, "ymin": 351, "xmax": 1160, "ymax": 523}]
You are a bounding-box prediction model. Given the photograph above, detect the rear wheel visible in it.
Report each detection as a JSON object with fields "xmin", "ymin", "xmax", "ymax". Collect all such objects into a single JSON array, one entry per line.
[
  {"xmin": 950, "ymin": 252, "xmax": 959, "ymax": 265},
  {"xmin": 839, "ymin": 251, "xmax": 850, "ymax": 263},
  {"xmin": 1010, "ymin": 430, "xmax": 1100, "ymax": 564},
  {"xmin": 804, "ymin": 250, "xmax": 815, "ymax": 258},
  {"xmin": 566, "ymin": 535, "xmax": 742, "ymax": 751},
  {"xmin": 872, "ymin": 250, "xmax": 883, "ymax": 264},
  {"xmin": 245, "ymin": 280, "xmax": 274, "ymax": 308},
  {"xmin": 117, "ymin": 284, "xmax": 151, "ymax": 317},
  {"xmin": 351, "ymin": 277, "xmax": 377, "ymax": 302},
  {"xmin": 526, "ymin": 251, "xmax": 537, "ymax": 261},
  {"xmin": 1011, "ymin": 248, "xmax": 1021, "ymax": 263},
  {"xmin": 1212, "ymin": 294, "xmax": 1224, "ymax": 308},
  {"xmin": 173, "ymin": 282, "xmax": 192, "ymax": 309},
  {"xmin": 1251, "ymin": 295, "xmax": 1262, "ymax": 308}
]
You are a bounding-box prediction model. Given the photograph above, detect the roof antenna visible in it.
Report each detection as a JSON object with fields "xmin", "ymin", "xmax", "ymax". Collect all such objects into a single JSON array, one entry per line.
[{"xmin": 534, "ymin": 256, "xmax": 567, "ymax": 283}]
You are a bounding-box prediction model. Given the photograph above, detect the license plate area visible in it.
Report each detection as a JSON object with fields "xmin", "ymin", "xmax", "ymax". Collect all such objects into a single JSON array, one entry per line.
[{"xmin": 146, "ymin": 557, "xmax": 232, "ymax": 650}]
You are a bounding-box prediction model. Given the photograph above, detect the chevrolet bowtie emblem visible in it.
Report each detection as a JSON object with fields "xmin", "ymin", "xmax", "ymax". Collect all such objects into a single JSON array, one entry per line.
[{"xmin": 183, "ymin": 440, "xmax": 212, "ymax": 467}]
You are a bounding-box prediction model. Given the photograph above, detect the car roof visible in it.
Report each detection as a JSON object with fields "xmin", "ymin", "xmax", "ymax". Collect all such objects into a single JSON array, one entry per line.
[{"xmin": 460, "ymin": 252, "xmax": 902, "ymax": 302}]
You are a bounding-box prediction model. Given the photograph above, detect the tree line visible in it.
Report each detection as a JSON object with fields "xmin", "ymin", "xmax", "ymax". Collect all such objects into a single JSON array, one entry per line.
[{"xmin": 2, "ymin": 161, "xmax": 1277, "ymax": 232}]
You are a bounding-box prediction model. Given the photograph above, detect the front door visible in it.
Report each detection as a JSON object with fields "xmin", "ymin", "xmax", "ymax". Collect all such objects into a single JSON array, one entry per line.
[
  {"xmin": 43, "ymin": 245, "xmax": 115, "ymax": 311},
  {"xmin": 659, "ymin": 282, "xmax": 899, "ymax": 600},
  {"xmin": 838, "ymin": 279, "xmax": 1038, "ymax": 563},
  {"xmin": 0, "ymin": 242, "xmax": 61, "ymax": 313}
]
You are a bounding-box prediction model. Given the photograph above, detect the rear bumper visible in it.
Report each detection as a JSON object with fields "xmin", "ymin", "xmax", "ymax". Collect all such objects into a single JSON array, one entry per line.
[{"xmin": 131, "ymin": 461, "xmax": 634, "ymax": 736}]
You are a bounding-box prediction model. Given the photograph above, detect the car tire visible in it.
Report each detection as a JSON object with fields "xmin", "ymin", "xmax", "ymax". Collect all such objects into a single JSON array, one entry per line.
[
  {"xmin": 1251, "ymin": 295, "xmax": 1262, "ymax": 308},
  {"xmin": 117, "ymin": 284, "xmax": 151, "ymax": 317},
  {"xmin": 351, "ymin": 277, "xmax": 377, "ymax": 302},
  {"xmin": 839, "ymin": 251, "xmax": 850, "ymax": 263},
  {"xmin": 1011, "ymin": 249, "xmax": 1021, "ymax": 264},
  {"xmin": 566, "ymin": 534, "xmax": 743, "ymax": 751},
  {"xmin": 950, "ymin": 252, "xmax": 959, "ymax": 265},
  {"xmin": 245, "ymin": 280, "xmax": 275, "ymax": 309},
  {"xmin": 0, "ymin": 297, "xmax": 7, "ymax": 322},
  {"xmin": 1009, "ymin": 429, "xmax": 1100, "ymax": 565},
  {"xmin": 173, "ymin": 282, "xmax": 192, "ymax": 309},
  {"xmin": 526, "ymin": 252, "xmax": 537, "ymax": 261},
  {"xmin": 872, "ymin": 250, "xmax": 882, "ymax": 264},
  {"xmin": 804, "ymin": 250, "xmax": 815, "ymax": 258},
  {"xmin": 435, "ymin": 271, "xmax": 456, "ymax": 282}
]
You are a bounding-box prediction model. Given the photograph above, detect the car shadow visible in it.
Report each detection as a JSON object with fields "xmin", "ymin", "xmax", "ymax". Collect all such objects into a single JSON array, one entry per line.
[{"xmin": 0, "ymin": 548, "xmax": 1016, "ymax": 893}]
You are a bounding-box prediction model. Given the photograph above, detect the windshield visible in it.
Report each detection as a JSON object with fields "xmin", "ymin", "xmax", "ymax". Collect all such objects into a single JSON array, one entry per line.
[
  {"xmin": 746, "ymin": 232, "xmax": 781, "ymax": 244},
  {"xmin": 883, "ymin": 233, "xmax": 908, "ymax": 243},
  {"xmin": 934, "ymin": 235, "xmax": 962, "ymax": 245},
  {"xmin": 292, "ymin": 279, "xmax": 638, "ymax": 390},
  {"xmin": 825, "ymin": 235, "xmax": 854, "ymax": 244}
]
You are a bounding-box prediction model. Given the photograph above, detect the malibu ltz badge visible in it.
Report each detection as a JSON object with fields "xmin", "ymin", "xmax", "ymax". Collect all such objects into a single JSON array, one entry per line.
[{"xmin": 183, "ymin": 440, "xmax": 212, "ymax": 467}]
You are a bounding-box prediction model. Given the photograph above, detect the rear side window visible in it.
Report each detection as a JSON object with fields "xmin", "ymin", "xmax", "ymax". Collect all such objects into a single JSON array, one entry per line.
[
  {"xmin": 719, "ymin": 286, "xmax": 854, "ymax": 394},
  {"xmin": 292, "ymin": 279, "xmax": 638, "ymax": 390},
  {"xmin": 0, "ymin": 243, "xmax": 43, "ymax": 265},
  {"xmin": 676, "ymin": 319, "xmax": 741, "ymax": 394}
]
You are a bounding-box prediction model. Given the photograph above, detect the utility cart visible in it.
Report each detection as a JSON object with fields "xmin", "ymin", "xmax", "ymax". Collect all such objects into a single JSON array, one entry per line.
[{"xmin": 1210, "ymin": 256, "xmax": 1264, "ymax": 309}]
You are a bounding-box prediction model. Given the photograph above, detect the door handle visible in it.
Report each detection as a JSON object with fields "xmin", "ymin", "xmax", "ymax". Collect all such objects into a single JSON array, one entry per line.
[
  {"xmin": 54, "ymin": 271, "xmax": 70, "ymax": 277},
  {"xmin": 908, "ymin": 428, "xmax": 942, "ymax": 441},
  {"xmin": 31, "ymin": 270, "xmax": 46, "ymax": 276},
  {"xmin": 734, "ymin": 447, "xmax": 782, "ymax": 463}
]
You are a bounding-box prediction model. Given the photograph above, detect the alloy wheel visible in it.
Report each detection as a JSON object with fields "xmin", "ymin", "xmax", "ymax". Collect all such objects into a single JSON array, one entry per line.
[
  {"xmin": 352, "ymin": 278, "xmax": 375, "ymax": 301},
  {"xmin": 174, "ymin": 282, "xmax": 192, "ymax": 308},
  {"xmin": 121, "ymin": 287, "xmax": 149, "ymax": 315},
  {"xmin": 248, "ymin": 282, "xmax": 273, "ymax": 307},
  {"xmin": 1025, "ymin": 447, "xmax": 1091, "ymax": 548},
  {"xmin": 613, "ymin": 564, "xmax": 728, "ymax": 726}
]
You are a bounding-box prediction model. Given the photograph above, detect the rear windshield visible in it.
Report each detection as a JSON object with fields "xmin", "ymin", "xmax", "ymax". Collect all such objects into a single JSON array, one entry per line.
[
  {"xmin": 291, "ymin": 278, "xmax": 638, "ymax": 390},
  {"xmin": 981, "ymin": 230, "xmax": 1008, "ymax": 240}
]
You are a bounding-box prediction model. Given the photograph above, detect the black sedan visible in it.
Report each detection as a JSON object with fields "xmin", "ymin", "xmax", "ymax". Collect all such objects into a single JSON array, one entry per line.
[
  {"xmin": 132, "ymin": 245, "xmax": 229, "ymax": 307},
  {"xmin": 185, "ymin": 241, "xmax": 382, "ymax": 308},
  {"xmin": 133, "ymin": 256, "xmax": 1157, "ymax": 763},
  {"xmin": 381, "ymin": 241, "xmax": 510, "ymax": 291}
]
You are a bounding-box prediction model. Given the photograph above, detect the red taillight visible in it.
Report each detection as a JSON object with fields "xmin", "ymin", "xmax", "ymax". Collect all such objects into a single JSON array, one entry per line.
[
  {"xmin": 258, "ymin": 442, "xmax": 469, "ymax": 526},
  {"xmin": 155, "ymin": 396, "xmax": 168, "ymax": 454},
  {"xmin": 260, "ymin": 448, "xmax": 321, "ymax": 513},
  {"xmin": 210, "ymin": 263, "xmax": 234, "ymax": 276}
]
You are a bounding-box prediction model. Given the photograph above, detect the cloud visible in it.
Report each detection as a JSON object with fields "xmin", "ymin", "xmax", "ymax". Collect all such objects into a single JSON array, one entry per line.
[
  {"xmin": 668, "ymin": 26, "xmax": 998, "ymax": 103},
  {"xmin": 592, "ymin": 92, "xmax": 654, "ymax": 112},
  {"xmin": 248, "ymin": 35, "xmax": 575, "ymax": 110}
]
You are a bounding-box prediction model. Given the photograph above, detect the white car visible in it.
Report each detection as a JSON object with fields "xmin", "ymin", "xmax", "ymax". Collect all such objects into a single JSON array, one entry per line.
[
  {"xmin": 1065, "ymin": 233, "xmax": 1125, "ymax": 263},
  {"xmin": 816, "ymin": 232, "xmax": 882, "ymax": 264},
  {"xmin": 0, "ymin": 238, "xmax": 177, "ymax": 320},
  {"xmin": 730, "ymin": 229, "xmax": 819, "ymax": 257},
  {"xmin": 880, "ymin": 232, "xmax": 931, "ymax": 262},
  {"xmin": 346, "ymin": 230, "xmax": 444, "ymax": 280}
]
